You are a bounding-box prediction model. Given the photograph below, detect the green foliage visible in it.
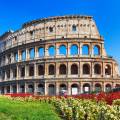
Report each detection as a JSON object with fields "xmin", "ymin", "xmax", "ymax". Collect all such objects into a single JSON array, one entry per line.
[{"xmin": 0, "ymin": 96, "xmax": 61, "ymax": 120}]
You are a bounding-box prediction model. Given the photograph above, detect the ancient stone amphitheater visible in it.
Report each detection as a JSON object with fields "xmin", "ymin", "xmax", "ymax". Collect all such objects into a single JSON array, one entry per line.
[{"xmin": 0, "ymin": 15, "xmax": 120, "ymax": 95}]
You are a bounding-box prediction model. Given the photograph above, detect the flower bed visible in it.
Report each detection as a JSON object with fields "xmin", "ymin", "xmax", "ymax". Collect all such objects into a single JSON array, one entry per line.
[
  {"xmin": 5, "ymin": 91, "xmax": 120, "ymax": 105},
  {"xmin": 51, "ymin": 97, "xmax": 120, "ymax": 120}
]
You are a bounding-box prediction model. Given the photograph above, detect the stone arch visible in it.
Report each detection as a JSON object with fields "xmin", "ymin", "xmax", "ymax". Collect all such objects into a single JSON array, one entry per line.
[
  {"xmin": 38, "ymin": 47, "xmax": 44, "ymax": 57},
  {"xmin": 83, "ymin": 83, "xmax": 91, "ymax": 93},
  {"xmin": 48, "ymin": 45, "xmax": 55, "ymax": 56},
  {"xmin": 71, "ymin": 84, "xmax": 79, "ymax": 95},
  {"xmin": 59, "ymin": 84, "xmax": 67, "ymax": 95},
  {"xmin": 28, "ymin": 84, "xmax": 34, "ymax": 93},
  {"xmin": 115, "ymin": 84, "xmax": 120, "ymax": 88},
  {"xmin": 59, "ymin": 44, "xmax": 67, "ymax": 55},
  {"xmin": 29, "ymin": 64, "xmax": 34, "ymax": 76},
  {"xmin": 38, "ymin": 65, "xmax": 44, "ymax": 75},
  {"xmin": 21, "ymin": 50, "xmax": 26, "ymax": 61},
  {"xmin": 105, "ymin": 64, "xmax": 111, "ymax": 75},
  {"xmin": 72, "ymin": 24, "xmax": 77, "ymax": 32},
  {"xmin": 93, "ymin": 45, "xmax": 100, "ymax": 55},
  {"xmin": 59, "ymin": 64, "xmax": 66, "ymax": 75},
  {"xmin": 94, "ymin": 64, "xmax": 101, "ymax": 74},
  {"xmin": 49, "ymin": 64, "xmax": 55, "ymax": 75},
  {"xmin": 71, "ymin": 64, "xmax": 78, "ymax": 75},
  {"xmin": 38, "ymin": 84, "xmax": 44, "ymax": 95},
  {"xmin": 95, "ymin": 83, "xmax": 102, "ymax": 92},
  {"xmin": 83, "ymin": 63, "xmax": 90, "ymax": 74},
  {"xmin": 82, "ymin": 44, "xmax": 89, "ymax": 55},
  {"xmin": 20, "ymin": 66, "xmax": 25, "ymax": 77},
  {"xmin": 70, "ymin": 44, "xmax": 78, "ymax": 55},
  {"xmin": 48, "ymin": 84, "xmax": 56, "ymax": 95},
  {"xmin": 12, "ymin": 85, "xmax": 17, "ymax": 93},
  {"xmin": 105, "ymin": 84, "xmax": 112, "ymax": 92},
  {"xmin": 29, "ymin": 48, "xmax": 35, "ymax": 59},
  {"xmin": 19, "ymin": 85, "xmax": 25, "ymax": 93},
  {"xmin": 6, "ymin": 86, "xmax": 10, "ymax": 93}
]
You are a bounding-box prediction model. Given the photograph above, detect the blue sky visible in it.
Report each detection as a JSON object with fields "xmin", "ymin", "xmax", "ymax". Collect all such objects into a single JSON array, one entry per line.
[{"xmin": 0, "ymin": 0, "xmax": 120, "ymax": 65}]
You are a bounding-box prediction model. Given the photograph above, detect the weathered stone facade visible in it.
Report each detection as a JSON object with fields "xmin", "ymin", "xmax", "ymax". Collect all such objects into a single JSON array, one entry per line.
[{"xmin": 0, "ymin": 15, "xmax": 120, "ymax": 95}]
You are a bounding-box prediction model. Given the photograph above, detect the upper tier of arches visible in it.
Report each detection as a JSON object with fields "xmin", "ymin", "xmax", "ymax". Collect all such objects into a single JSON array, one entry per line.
[{"xmin": 0, "ymin": 43, "xmax": 103, "ymax": 66}]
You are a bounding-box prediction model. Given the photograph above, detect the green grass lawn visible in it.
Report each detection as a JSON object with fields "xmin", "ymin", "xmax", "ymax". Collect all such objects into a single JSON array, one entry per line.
[{"xmin": 0, "ymin": 96, "xmax": 61, "ymax": 120}]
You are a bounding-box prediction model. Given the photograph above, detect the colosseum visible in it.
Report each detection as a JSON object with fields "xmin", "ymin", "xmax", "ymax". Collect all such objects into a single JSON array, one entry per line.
[{"xmin": 0, "ymin": 15, "xmax": 120, "ymax": 95}]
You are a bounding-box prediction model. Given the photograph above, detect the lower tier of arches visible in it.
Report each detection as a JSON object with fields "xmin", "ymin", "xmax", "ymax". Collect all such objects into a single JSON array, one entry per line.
[{"xmin": 0, "ymin": 80, "xmax": 120, "ymax": 95}]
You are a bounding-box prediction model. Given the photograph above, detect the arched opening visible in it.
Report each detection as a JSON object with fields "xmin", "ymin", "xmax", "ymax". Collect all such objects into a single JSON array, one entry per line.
[
  {"xmin": 6, "ymin": 86, "xmax": 10, "ymax": 93},
  {"xmin": 19, "ymin": 85, "xmax": 25, "ymax": 93},
  {"xmin": 29, "ymin": 65, "xmax": 34, "ymax": 76},
  {"xmin": 70, "ymin": 44, "xmax": 78, "ymax": 55},
  {"xmin": 48, "ymin": 84, "xmax": 55, "ymax": 95},
  {"xmin": 83, "ymin": 64, "xmax": 90, "ymax": 74},
  {"xmin": 94, "ymin": 64, "xmax": 101, "ymax": 75},
  {"xmin": 82, "ymin": 45, "xmax": 89, "ymax": 55},
  {"xmin": 105, "ymin": 65, "xmax": 111, "ymax": 75},
  {"xmin": 83, "ymin": 83, "xmax": 90, "ymax": 93},
  {"xmin": 95, "ymin": 83, "xmax": 102, "ymax": 92},
  {"xmin": 21, "ymin": 50, "xmax": 26, "ymax": 61},
  {"xmin": 49, "ymin": 64, "xmax": 55, "ymax": 75},
  {"xmin": 12, "ymin": 85, "xmax": 17, "ymax": 93},
  {"xmin": 72, "ymin": 25, "xmax": 77, "ymax": 32},
  {"xmin": 28, "ymin": 84, "xmax": 34, "ymax": 93},
  {"xmin": 21, "ymin": 66, "xmax": 25, "ymax": 77},
  {"xmin": 105, "ymin": 84, "xmax": 111, "ymax": 92},
  {"xmin": 94, "ymin": 45, "xmax": 100, "ymax": 55},
  {"xmin": 60, "ymin": 84, "xmax": 67, "ymax": 95},
  {"xmin": 38, "ymin": 84, "xmax": 44, "ymax": 95},
  {"xmin": 38, "ymin": 65, "xmax": 44, "ymax": 75},
  {"xmin": 29, "ymin": 48, "xmax": 35, "ymax": 59},
  {"xmin": 59, "ymin": 45, "xmax": 67, "ymax": 55},
  {"xmin": 71, "ymin": 84, "xmax": 79, "ymax": 95},
  {"xmin": 71, "ymin": 64, "xmax": 78, "ymax": 75},
  {"xmin": 49, "ymin": 27, "xmax": 53, "ymax": 32},
  {"xmin": 115, "ymin": 84, "xmax": 120, "ymax": 88},
  {"xmin": 38, "ymin": 47, "xmax": 44, "ymax": 57},
  {"xmin": 13, "ymin": 67, "xmax": 17, "ymax": 78},
  {"xmin": 48, "ymin": 46, "xmax": 55, "ymax": 56},
  {"xmin": 59, "ymin": 64, "xmax": 66, "ymax": 75}
]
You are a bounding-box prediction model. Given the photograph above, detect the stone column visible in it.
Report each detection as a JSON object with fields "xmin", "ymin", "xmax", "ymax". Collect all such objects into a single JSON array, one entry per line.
[
  {"xmin": 35, "ymin": 46, "xmax": 38, "ymax": 58},
  {"xmin": 11, "ymin": 52, "xmax": 14, "ymax": 63},
  {"xmin": 10, "ymin": 85, "xmax": 13, "ymax": 93},
  {"xmin": 25, "ymin": 82, "xmax": 27, "ymax": 93},
  {"xmin": 17, "ymin": 83, "xmax": 19, "ymax": 93},
  {"xmin": 44, "ymin": 83, "xmax": 48, "ymax": 95},
  {"xmin": 68, "ymin": 82, "xmax": 71, "ymax": 95},
  {"xmin": 26, "ymin": 48, "xmax": 29, "ymax": 60},
  {"xmin": 17, "ymin": 65, "xmax": 19, "ymax": 80},
  {"xmin": 45, "ymin": 45, "xmax": 48, "ymax": 57},
  {"xmin": 34, "ymin": 63, "xmax": 37, "ymax": 78},
  {"xmin": 56, "ymin": 82, "xmax": 59, "ymax": 95},
  {"xmin": 67, "ymin": 43, "xmax": 70, "ymax": 57},
  {"xmin": 80, "ymin": 43, "xmax": 82, "ymax": 56},
  {"xmin": 56, "ymin": 44, "xmax": 59, "ymax": 56},
  {"xmin": 18, "ymin": 49, "xmax": 20, "ymax": 62},
  {"xmin": 10, "ymin": 68, "xmax": 13, "ymax": 80},
  {"xmin": 90, "ymin": 43, "xmax": 93, "ymax": 57},
  {"xmin": 80, "ymin": 82, "xmax": 83, "ymax": 94},
  {"xmin": 34, "ymin": 82, "xmax": 37, "ymax": 94}
]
